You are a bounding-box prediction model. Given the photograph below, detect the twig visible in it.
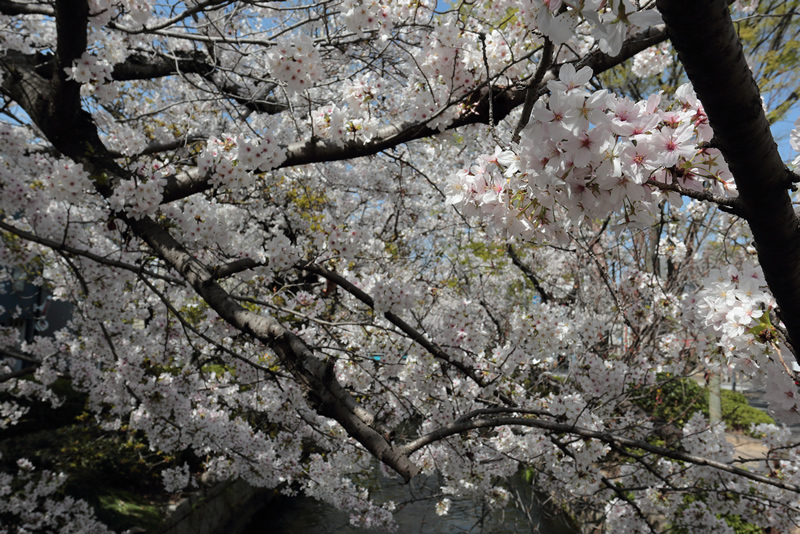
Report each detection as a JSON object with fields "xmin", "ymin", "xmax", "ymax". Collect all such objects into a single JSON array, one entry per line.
[{"xmin": 512, "ymin": 38, "xmax": 554, "ymax": 143}]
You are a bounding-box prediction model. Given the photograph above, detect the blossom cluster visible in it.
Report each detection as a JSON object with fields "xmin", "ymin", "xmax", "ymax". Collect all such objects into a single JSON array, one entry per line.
[
  {"xmin": 693, "ymin": 263, "xmax": 772, "ymax": 345},
  {"xmin": 324, "ymin": 223, "xmax": 362, "ymax": 261},
  {"xmin": 0, "ymin": 456, "xmax": 113, "ymax": 533},
  {"xmin": 64, "ymin": 51, "xmax": 118, "ymax": 103},
  {"xmin": 198, "ymin": 134, "xmax": 286, "ymax": 184},
  {"xmin": 340, "ymin": 0, "xmax": 436, "ymax": 38},
  {"xmin": 162, "ymin": 462, "xmax": 194, "ymax": 493},
  {"xmin": 266, "ymin": 35, "xmax": 323, "ymax": 94},
  {"xmin": 311, "ymin": 103, "xmax": 381, "ymax": 142},
  {"xmin": 684, "ymin": 262, "xmax": 800, "ymax": 422},
  {"xmin": 369, "ymin": 277, "xmax": 419, "ymax": 315},
  {"xmin": 85, "ymin": 0, "xmax": 153, "ymax": 26},
  {"xmin": 516, "ymin": 0, "xmax": 663, "ymax": 56},
  {"xmin": 0, "ymin": 400, "xmax": 28, "ymax": 430},
  {"xmin": 732, "ymin": 0, "xmax": 758, "ymax": 14},
  {"xmin": 42, "ymin": 160, "xmax": 94, "ymax": 204},
  {"xmin": 108, "ymin": 162, "xmax": 170, "ymax": 219},
  {"xmin": 341, "ymin": 0, "xmax": 393, "ymax": 37},
  {"xmin": 64, "ymin": 52, "xmax": 112, "ymax": 85},
  {"xmin": 659, "ymin": 235, "xmax": 688, "ymax": 264},
  {"xmin": 342, "ymin": 74, "xmax": 387, "ymax": 115},
  {"xmin": 632, "ymin": 42, "xmax": 674, "ymax": 78},
  {"xmin": 447, "ymin": 65, "xmax": 731, "ymax": 243},
  {"xmin": 101, "ymin": 120, "xmax": 148, "ymax": 156}
]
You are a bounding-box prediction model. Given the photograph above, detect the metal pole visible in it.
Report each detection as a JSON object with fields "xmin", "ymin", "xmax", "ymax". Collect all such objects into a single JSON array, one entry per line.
[{"xmin": 709, "ymin": 373, "xmax": 722, "ymax": 425}]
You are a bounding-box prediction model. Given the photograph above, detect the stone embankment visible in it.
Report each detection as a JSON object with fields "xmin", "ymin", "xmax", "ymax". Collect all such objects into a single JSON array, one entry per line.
[{"xmin": 149, "ymin": 480, "xmax": 270, "ymax": 534}]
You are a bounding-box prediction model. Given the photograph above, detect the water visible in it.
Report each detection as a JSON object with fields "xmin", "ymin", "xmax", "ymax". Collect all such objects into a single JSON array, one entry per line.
[{"xmin": 244, "ymin": 471, "xmax": 576, "ymax": 534}]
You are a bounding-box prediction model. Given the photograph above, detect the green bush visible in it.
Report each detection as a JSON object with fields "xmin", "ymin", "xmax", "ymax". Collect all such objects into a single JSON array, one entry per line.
[
  {"xmin": 633, "ymin": 374, "xmax": 708, "ymax": 428},
  {"xmin": 631, "ymin": 374, "xmax": 774, "ymax": 437},
  {"xmin": 722, "ymin": 513, "xmax": 767, "ymax": 534},
  {"xmin": 0, "ymin": 379, "xmax": 172, "ymax": 532},
  {"xmin": 672, "ymin": 495, "xmax": 766, "ymax": 534},
  {"xmin": 720, "ymin": 390, "xmax": 774, "ymax": 435}
]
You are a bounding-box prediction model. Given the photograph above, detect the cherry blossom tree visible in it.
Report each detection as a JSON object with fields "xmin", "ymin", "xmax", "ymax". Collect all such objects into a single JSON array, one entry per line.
[{"xmin": 2, "ymin": 0, "xmax": 800, "ymax": 531}]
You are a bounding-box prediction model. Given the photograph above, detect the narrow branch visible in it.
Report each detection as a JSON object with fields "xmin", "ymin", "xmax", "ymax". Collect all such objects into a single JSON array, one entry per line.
[
  {"xmin": 137, "ymin": 273, "xmax": 277, "ymax": 376},
  {"xmin": 512, "ymin": 38, "xmax": 554, "ymax": 143},
  {"xmin": 645, "ymin": 178, "xmax": 741, "ymax": 214},
  {"xmin": 453, "ymin": 406, "xmax": 555, "ymax": 424},
  {"xmin": 576, "ymin": 25, "xmax": 667, "ymax": 73},
  {"xmin": 506, "ymin": 244, "xmax": 553, "ymax": 304},
  {"xmin": 0, "ymin": 366, "xmax": 38, "ymax": 383},
  {"xmin": 111, "ymin": 51, "xmax": 215, "ymax": 80},
  {"xmin": 0, "ymin": 218, "xmax": 185, "ymax": 285},
  {"xmin": 124, "ymin": 0, "xmax": 232, "ymax": 33},
  {"xmin": 106, "ymin": 134, "xmax": 207, "ymax": 159},
  {"xmin": 550, "ymin": 434, "xmax": 659, "ymax": 534},
  {"xmin": 398, "ymin": 415, "xmax": 799, "ymax": 494},
  {"xmin": 301, "ymin": 263, "xmax": 511, "ymax": 403},
  {"xmin": 202, "ymin": 73, "xmax": 287, "ymax": 115},
  {"xmin": 0, "ymin": 346, "xmax": 42, "ymax": 365},
  {"xmin": 211, "ymin": 257, "xmax": 261, "ymax": 279},
  {"xmin": 599, "ymin": 475, "xmax": 660, "ymax": 534},
  {"xmin": 0, "ymin": 347, "xmax": 47, "ymax": 383},
  {"xmin": 111, "ymin": 52, "xmax": 287, "ymax": 114}
]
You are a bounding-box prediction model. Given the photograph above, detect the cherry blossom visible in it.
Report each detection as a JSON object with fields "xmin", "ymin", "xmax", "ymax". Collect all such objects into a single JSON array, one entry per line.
[
  {"xmin": 632, "ymin": 42, "xmax": 674, "ymax": 78},
  {"xmin": 2, "ymin": 2, "xmax": 800, "ymax": 533}
]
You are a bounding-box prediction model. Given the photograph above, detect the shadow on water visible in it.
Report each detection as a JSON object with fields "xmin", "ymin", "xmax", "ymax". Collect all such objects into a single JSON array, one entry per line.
[{"xmin": 243, "ymin": 470, "xmax": 577, "ymax": 534}]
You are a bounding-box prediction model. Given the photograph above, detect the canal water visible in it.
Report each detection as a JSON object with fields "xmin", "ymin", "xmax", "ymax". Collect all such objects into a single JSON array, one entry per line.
[{"xmin": 243, "ymin": 470, "xmax": 576, "ymax": 533}]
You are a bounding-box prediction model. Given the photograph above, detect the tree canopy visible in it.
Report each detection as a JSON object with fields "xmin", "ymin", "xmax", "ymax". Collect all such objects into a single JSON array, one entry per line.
[{"xmin": 3, "ymin": 0, "xmax": 800, "ymax": 532}]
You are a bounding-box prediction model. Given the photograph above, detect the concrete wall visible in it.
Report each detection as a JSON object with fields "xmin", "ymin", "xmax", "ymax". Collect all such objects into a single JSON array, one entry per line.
[{"xmin": 156, "ymin": 480, "xmax": 271, "ymax": 534}]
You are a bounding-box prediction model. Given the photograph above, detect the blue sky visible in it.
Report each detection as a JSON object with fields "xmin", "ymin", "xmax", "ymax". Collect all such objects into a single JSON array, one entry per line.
[{"xmin": 772, "ymin": 108, "xmax": 798, "ymax": 162}]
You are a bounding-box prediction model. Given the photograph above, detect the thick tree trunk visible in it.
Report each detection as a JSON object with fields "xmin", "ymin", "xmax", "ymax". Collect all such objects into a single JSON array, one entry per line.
[{"xmin": 657, "ymin": 0, "xmax": 800, "ymax": 356}]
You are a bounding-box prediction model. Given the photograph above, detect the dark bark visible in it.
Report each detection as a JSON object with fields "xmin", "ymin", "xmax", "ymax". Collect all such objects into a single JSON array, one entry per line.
[
  {"xmin": 0, "ymin": 0, "xmax": 53, "ymax": 15},
  {"xmin": 2, "ymin": 48, "xmax": 287, "ymax": 122},
  {"xmin": 112, "ymin": 52, "xmax": 287, "ymax": 114},
  {"xmin": 111, "ymin": 51, "xmax": 216, "ymax": 80},
  {"xmin": 506, "ymin": 244, "xmax": 554, "ymax": 305},
  {"xmin": 657, "ymin": 0, "xmax": 800, "ymax": 355},
  {"xmin": 202, "ymin": 74, "xmax": 287, "ymax": 114}
]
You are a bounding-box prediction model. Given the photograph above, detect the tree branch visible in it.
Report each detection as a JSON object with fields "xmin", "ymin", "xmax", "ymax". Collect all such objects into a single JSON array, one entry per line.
[
  {"xmin": 0, "ymin": 0, "xmax": 53, "ymax": 15},
  {"xmin": 506, "ymin": 244, "xmax": 554, "ymax": 305},
  {"xmin": 645, "ymin": 177, "xmax": 741, "ymax": 215},
  {"xmin": 106, "ymin": 134, "xmax": 207, "ymax": 159},
  {"xmin": 0, "ymin": 346, "xmax": 42, "ymax": 365},
  {"xmin": 513, "ymin": 38, "xmax": 554, "ymax": 143},
  {"xmin": 0, "ymin": 347, "xmax": 43, "ymax": 383},
  {"xmin": 110, "ymin": 51, "xmax": 216, "ymax": 80},
  {"xmin": 126, "ymin": 215, "xmax": 420, "ymax": 481},
  {"xmin": 301, "ymin": 263, "xmax": 513, "ymax": 404},
  {"xmin": 160, "ymin": 26, "xmax": 669, "ymax": 203},
  {"xmin": 111, "ymin": 52, "xmax": 288, "ymax": 115},
  {"xmin": 0, "ymin": 366, "xmax": 38, "ymax": 383},
  {"xmin": 0, "ymin": 218, "xmax": 186, "ymax": 285},
  {"xmin": 657, "ymin": 0, "xmax": 800, "ymax": 354},
  {"xmin": 398, "ymin": 415, "xmax": 799, "ymax": 494},
  {"xmin": 210, "ymin": 257, "xmax": 260, "ymax": 279}
]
